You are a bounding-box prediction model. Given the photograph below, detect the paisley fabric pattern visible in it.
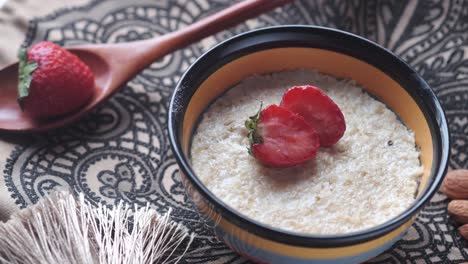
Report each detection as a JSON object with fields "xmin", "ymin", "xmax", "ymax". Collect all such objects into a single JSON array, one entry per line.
[{"xmin": 1, "ymin": 0, "xmax": 467, "ymax": 262}]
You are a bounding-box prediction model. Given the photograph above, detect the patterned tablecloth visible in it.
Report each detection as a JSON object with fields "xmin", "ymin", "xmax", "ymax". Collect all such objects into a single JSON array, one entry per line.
[{"xmin": 0, "ymin": 0, "xmax": 467, "ymax": 263}]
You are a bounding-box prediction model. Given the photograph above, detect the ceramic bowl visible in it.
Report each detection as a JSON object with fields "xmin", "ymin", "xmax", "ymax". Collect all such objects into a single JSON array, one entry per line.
[{"xmin": 168, "ymin": 26, "xmax": 450, "ymax": 264}]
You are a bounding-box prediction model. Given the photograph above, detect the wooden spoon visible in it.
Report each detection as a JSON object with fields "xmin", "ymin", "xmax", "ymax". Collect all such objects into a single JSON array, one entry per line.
[{"xmin": 0, "ymin": 0, "xmax": 293, "ymax": 132}]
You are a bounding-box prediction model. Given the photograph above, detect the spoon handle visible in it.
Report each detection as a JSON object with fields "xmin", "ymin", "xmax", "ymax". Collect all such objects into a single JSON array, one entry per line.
[
  {"xmin": 157, "ymin": 0, "xmax": 295, "ymax": 53},
  {"xmin": 94, "ymin": 0, "xmax": 294, "ymax": 79}
]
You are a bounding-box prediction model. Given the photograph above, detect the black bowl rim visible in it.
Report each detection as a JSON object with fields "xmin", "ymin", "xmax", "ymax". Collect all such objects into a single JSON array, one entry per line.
[{"xmin": 168, "ymin": 25, "xmax": 450, "ymax": 248}]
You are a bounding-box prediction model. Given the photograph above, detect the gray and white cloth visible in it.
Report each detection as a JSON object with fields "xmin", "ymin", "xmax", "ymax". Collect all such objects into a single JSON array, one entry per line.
[{"xmin": 0, "ymin": 0, "xmax": 467, "ymax": 262}]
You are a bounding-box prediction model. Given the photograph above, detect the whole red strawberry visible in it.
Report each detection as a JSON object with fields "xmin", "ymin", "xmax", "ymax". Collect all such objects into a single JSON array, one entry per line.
[
  {"xmin": 280, "ymin": 85, "xmax": 346, "ymax": 147},
  {"xmin": 17, "ymin": 41, "xmax": 94, "ymax": 119},
  {"xmin": 245, "ymin": 104, "xmax": 320, "ymax": 167}
]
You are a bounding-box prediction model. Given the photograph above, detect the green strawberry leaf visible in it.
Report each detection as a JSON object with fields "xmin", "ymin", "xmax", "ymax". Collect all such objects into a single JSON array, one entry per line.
[
  {"xmin": 245, "ymin": 102, "xmax": 263, "ymax": 155},
  {"xmin": 17, "ymin": 48, "xmax": 38, "ymax": 110}
]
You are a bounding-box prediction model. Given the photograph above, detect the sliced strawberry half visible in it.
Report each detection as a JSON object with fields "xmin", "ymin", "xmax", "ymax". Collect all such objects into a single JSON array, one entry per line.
[
  {"xmin": 245, "ymin": 104, "xmax": 320, "ymax": 167},
  {"xmin": 280, "ymin": 85, "xmax": 346, "ymax": 147}
]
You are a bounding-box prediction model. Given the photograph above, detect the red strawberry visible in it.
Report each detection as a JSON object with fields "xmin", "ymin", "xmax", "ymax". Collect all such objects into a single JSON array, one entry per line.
[
  {"xmin": 245, "ymin": 104, "xmax": 320, "ymax": 167},
  {"xmin": 17, "ymin": 41, "xmax": 94, "ymax": 119},
  {"xmin": 280, "ymin": 85, "xmax": 346, "ymax": 146}
]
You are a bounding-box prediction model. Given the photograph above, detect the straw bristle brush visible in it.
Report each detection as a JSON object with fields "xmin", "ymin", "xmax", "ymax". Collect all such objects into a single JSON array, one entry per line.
[{"xmin": 0, "ymin": 191, "xmax": 194, "ymax": 264}]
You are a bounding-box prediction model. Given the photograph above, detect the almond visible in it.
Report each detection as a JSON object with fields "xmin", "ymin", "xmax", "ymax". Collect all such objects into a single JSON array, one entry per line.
[
  {"xmin": 442, "ymin": 169, "xmax": 468, "ymax": 199},
  {"xmin": 448, "ymin": 200, "xmax": 468, "ymax": 224},
  {"xmin": 458, "ymin": 224, "xmax": 468, "ymax": 240}
]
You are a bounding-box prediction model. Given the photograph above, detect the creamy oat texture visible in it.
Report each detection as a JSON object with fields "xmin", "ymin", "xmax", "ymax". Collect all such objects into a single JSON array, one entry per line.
[{"xmin": 190, "ymin": 70, "xmax": 423, "ymax": 234}]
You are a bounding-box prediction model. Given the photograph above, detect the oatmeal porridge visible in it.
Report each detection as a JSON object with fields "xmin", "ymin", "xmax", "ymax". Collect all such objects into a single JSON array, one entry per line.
[{"xmin": 190, "ymin": 70, "xmax": 423, "ymax": 234}]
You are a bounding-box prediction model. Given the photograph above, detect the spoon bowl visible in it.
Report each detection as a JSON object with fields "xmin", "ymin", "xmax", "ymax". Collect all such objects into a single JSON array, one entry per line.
[
  {"xmin": 0, "ymin": 0, "xmax": 292, "ymax": 132},
  {"xmin": 0, "ymin": 63, "xmax": 26, "ymax": 130},
  {"xmin": 0, "ymin": 49, "xmax": 111, "ymax": 131}
]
